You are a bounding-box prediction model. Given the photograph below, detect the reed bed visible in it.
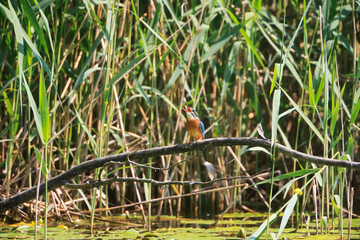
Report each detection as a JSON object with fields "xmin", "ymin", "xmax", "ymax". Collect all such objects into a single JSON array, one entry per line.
[{"xmin": 0, "ymin": 0, "xmax": 359, "ymax": 238}]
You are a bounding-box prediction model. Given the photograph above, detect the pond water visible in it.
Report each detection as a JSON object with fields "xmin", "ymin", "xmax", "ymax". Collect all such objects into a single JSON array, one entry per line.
[{"xmin": 1, "ymin": 212, "xmax": 359, "ymax": 239}]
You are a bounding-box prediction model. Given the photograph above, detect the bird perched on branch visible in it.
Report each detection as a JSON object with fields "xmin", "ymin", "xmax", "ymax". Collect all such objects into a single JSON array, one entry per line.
[{"xmin": 182, "ymin": 100, "xmax": 205, "ymax": 142}]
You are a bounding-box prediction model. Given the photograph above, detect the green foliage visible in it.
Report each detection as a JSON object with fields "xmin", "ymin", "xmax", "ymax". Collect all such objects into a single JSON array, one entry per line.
[{"xmin": 0, "ymin": 0, "xmax": 359, "ymax": 238}]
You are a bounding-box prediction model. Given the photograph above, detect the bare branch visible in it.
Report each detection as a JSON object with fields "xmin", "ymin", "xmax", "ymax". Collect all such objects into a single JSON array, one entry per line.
[{"xmin": 1, "ymin": 137, "xmax": 359, "ymax": 213}]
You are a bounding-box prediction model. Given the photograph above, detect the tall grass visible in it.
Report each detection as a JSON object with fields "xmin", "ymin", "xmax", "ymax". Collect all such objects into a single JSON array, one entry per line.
[{"xmin": 0, "ymin": 0, "xmax": 359, "ymax": 238}]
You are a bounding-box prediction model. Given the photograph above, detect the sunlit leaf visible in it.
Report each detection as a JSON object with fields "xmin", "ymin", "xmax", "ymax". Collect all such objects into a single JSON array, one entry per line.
[
  {"xmin": 276, "ymin": 195, "xmax": 297, "ymax": 239},
  {"xmin": 270, "ymin": 63, "xmax": 279, "ymax": 95},
  {"xmin": 271, "ymin": 90, "xmax": 281, "ymax": 147},
  {"xmin": 249, "ymin": 212, "xmax": 280, "ymax": 240},
  {"xmin": 308, "ymin": 65, "xmax": 315, "ymax": 107},
  {"xmin": 39, "ymin": 69, "xmax": 50, "ymax": 143},
  {"xmin": 34, "ymin": 147, "xmax": 47, "ymax": 176},
  {"xmin": 246, "ymin": 147, "xmax": 272, "ymax": 156}
]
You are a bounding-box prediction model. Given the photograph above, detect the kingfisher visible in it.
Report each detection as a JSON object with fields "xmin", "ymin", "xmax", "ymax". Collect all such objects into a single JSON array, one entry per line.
[{"xmin": 182, "ymin": 101, "xmax": 205, "ymax": 142}]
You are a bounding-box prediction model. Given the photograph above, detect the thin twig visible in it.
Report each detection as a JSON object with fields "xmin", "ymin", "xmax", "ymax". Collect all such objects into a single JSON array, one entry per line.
[
  {"xmin": 83, "ymin": 183, "xmax": 247, "ymax": 213},
  {"xmin": 64, "ymin": 175, "xmax": 252, "ymax": 189}
]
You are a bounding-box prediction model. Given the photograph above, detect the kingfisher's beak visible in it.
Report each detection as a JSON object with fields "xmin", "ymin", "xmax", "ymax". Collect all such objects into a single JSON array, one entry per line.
[
  {"xmin": 182, "ymin": 105, "xmax": 192, "ymax": 118},
  {"xmin": 183, "ymin": 104, "xmax": 192, "ymax": 113}
]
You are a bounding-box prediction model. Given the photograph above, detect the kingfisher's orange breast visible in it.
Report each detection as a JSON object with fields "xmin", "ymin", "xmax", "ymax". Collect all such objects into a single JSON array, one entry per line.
[{"xmin": 186, "ymin": 119, "xmax": 203, "ymax": 140}]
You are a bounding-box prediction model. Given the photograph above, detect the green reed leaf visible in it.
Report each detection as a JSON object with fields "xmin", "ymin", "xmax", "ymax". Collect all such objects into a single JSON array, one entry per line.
[{"xmin": 39, "ymin": 69, "xmax": 50, "ymax": 143}]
